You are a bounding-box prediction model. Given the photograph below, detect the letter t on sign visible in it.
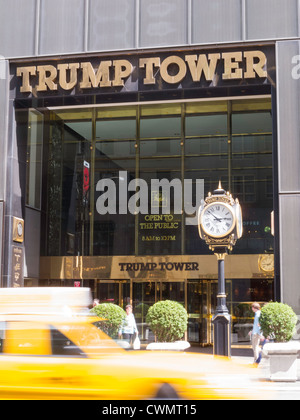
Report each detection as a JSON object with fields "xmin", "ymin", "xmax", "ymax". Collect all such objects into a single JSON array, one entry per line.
[
  {"xmin": 17, "ymin": 66, "xmax": 36, "ymax": 93},
  {"xmin": 139, "ymin": 57, "xmax": 161, "ymax": 84}
]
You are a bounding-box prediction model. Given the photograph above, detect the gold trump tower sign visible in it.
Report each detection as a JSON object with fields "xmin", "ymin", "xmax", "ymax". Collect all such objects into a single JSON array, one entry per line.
[{"xmin": 16, "ymin": 50, "xmax": 268, "ymax": 93}]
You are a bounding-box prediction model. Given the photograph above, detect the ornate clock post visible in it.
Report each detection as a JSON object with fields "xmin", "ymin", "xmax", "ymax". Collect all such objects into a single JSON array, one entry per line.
[{"xmin": 198, "ymin": 182, "xmax": 243, "ymax": 357}]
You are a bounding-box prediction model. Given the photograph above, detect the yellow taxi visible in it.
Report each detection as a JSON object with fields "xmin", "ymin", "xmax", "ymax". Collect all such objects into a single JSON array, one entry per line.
[{"xmin": 0, "ymin": 287, "xmax": 267, "ymax": 400}]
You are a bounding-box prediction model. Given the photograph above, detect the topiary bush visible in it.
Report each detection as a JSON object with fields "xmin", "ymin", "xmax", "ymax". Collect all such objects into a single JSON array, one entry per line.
[
  {"xmin": 260, "ymin": 302, "xmax": 297, "ymax": 343},
  {"xmin": 90, "ymin": 303, "xmax": 126, "ymax": 338},
  {"xmin": 146, "ymin": 300, "xmax": 188, "ymax": 343}
]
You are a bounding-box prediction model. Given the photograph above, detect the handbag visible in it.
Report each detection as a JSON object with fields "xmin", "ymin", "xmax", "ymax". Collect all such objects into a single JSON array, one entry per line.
[{"xmin": 133, "ymin": 336, "xmax": 141, "ymax": 350}]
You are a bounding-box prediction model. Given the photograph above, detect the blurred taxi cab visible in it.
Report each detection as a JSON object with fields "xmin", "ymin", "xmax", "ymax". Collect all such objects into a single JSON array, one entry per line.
[{"xmin": 0, "ymin": 287, "xmax": 268, "ymax": 400}]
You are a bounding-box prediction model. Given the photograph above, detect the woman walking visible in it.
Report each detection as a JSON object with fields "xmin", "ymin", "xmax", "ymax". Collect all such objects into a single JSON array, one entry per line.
[{"xmin": 119, "ymin": 304, "xmax": 139, "ymax": 346}]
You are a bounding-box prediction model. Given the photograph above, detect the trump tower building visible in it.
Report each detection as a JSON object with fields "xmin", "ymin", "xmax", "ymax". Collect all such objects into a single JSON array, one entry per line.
[{"xmin": 0, "ymin": 0, "xmax": 300, "ymax": 345}]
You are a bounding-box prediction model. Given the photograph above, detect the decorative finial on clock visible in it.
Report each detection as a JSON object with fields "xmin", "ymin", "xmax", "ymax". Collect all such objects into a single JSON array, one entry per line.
[{"xmin": 214, "ymin": 181, "xmax": 226, "ymax": 195}]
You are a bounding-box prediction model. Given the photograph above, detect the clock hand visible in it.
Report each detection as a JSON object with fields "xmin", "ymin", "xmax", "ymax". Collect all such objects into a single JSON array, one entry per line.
[{"xmin": 207, "ymin": 211, "xmax": 222, "ymax": 222}]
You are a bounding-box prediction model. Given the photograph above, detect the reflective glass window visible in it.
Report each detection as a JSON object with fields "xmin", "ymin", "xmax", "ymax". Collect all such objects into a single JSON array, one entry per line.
[{"xmin": 39, "ymin": 98, "xmax": 273, "ymax": 257}]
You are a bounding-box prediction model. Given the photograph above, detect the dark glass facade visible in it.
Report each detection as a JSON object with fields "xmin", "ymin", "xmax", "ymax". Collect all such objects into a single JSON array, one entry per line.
[{"xmin": 38, "ymin": 98, "xmax": 273, "ymax": 259}]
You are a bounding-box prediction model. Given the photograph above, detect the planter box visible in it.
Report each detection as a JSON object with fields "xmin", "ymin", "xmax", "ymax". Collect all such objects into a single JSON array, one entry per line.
[
  {"xmin": 262, "ymin": 342, "xmax": 300, "ymax": 382},
  {"xmin": 146, "ymin": 341, "xmax": 190, "ymax": 351}
]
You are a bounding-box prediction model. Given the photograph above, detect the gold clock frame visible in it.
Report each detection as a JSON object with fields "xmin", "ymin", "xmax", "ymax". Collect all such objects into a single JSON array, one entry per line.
[
  {"xmin": 13, "ymin": 217, "xmax": 24, "ymax": 243},
  {"xmin": 199, "ymin": 201, "xmax": 236, "ymax": 239},
  {"xmin": 258, "ymin": 254, "xmax": 274, "ymax": 274}
]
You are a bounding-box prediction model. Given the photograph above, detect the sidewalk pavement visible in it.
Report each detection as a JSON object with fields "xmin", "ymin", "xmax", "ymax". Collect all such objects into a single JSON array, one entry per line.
[
  {"xmin": 141, "ymin": 343, "xmax": 300, "ymax": 398},
  {"xmin": 186, "ymin": 345, "xmax": 300, "ymax": 400}
]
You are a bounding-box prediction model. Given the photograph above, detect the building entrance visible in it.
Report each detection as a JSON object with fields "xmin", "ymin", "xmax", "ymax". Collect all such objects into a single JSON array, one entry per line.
[
  {"xmin": 132, "ymin": 280, "xmax": 185, "ymax": 342},
  {"xmin": 187, "ymin": 278, "xmax": 274, "ymax": 345},
  {"xmin": 87, "ymin": 275, "xmax": 274, "ymax": 346},
  {"xmin": 94, "ymin": 279, "xmax": 185, "ymax": 342}
]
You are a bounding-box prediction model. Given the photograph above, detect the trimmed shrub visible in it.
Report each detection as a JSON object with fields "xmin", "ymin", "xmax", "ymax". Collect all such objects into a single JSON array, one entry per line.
[
  {"xmin": 90, "ymin": 303, "xmax": 126, "ymax": 338},
  {"xmin": 260, "ymin": 302, "xmax": 297, "ymax": 343},
  {"xmin": 146, "ymin": 300, "xmax": 188, "ymax": 342}
]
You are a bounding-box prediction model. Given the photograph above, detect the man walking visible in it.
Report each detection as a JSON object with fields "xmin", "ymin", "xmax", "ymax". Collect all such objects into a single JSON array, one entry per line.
[{"xmin": 249, "ymin": 302, "xmax": 262, "ymax": 364}]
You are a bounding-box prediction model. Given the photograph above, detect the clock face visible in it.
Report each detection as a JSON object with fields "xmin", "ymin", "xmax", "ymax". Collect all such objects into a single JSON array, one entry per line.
[
  {"xmin": 17, "ymin": 222, "xmax": 23, "ymax": 237},
  {"xmin": 259, "ymin": 255, "xmax": 274, "ymax": 273},
  {"xmin": 200, "ymin": 202, "xmax": 235, "ymax": 238}
]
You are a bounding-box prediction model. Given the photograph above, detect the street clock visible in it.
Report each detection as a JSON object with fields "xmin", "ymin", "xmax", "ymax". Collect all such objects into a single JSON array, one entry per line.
[
  {"xmin": 198, "ymin": 182, "xmax": 243, "ymax": 252},
  {"xmin": 197, "ymin": 182, "xmax": 243, "ymax": 357}
]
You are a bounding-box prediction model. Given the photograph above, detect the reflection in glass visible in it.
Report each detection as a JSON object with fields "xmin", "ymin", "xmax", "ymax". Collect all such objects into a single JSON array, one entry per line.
[
  {"xmin": 185, "ymin": 112, "xmax": 227, "ymax": 255},
  {"xmin": 232, "ymin": 111, "xmax": 273, "ymax": 254},
  {"xmin": 45, "ymin": 113, "xmax": 91, "ymax": 256},
  {"xmin": 133, "ymin": 282, "xmax": 157, "ymax": 341},
  {"xmin": 97, "ymin": 282, "xmax": 119, "ymax": 305},
  {"xmin": 26, "ymin": 110, "xmax": 44, "ymax": 210},
  {"xmin": 94, "ymin": 107, "xmax": 136, "ymax": 256},
  {"xmin": 42, "ymin": 98, "xmax": 273, "ymax": 257}
]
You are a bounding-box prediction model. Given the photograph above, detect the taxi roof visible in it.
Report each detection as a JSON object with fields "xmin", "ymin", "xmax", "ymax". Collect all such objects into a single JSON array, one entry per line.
[{"xmin": 0, "ymin": 287, "xmax": 92, "ymax": 315}]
